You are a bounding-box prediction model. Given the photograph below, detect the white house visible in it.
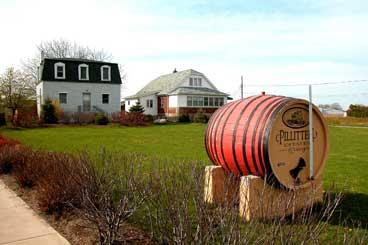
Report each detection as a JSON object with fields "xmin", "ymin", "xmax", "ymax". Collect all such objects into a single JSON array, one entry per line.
[
  {"xmin": 36, "ymin": 58, "xmax": 122, "ymax": 115},
  {"xmin": 125, "ymin": 69, "xmax": 229, "ymax": 119}
]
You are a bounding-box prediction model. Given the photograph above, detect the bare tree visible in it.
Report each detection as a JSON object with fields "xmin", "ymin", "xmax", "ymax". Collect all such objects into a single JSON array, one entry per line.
[
  {"xmin": 21, "ymin": 38, "xmax": 127, "ymax": 93},
  {"xmin": 0, "ymin": 67, "xmax": 34, "ymax": 123}
]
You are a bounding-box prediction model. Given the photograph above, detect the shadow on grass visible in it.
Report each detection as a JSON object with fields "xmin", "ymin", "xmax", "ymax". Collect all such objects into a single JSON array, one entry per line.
[{"xmin": 329, "ymin": 192, "xmax": 368, "ymax": 229}]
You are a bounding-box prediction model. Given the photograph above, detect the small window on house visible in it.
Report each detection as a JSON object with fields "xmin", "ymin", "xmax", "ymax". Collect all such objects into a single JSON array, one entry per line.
[
  {"xmin": 219, "ymin": 97, "xmax": 224, "ymax": 106},
  {"xmin": 187, "ymin": 96, "xmax": 193, "ymax": 106},
  {"xmin": 194, "ymin": 78, "xmax": 198, "ymax": 86},
  {"xmin": 54, "ymin": 62, "xmax": 65, "ymax": 79},
  {"xmin": 193, "ymin": 96, "xmax": 199, "ymax": 106},
  {"xmin": 150, "ymin": 99, "xmax": 153, "ymax": 108},
  {"xmin": 214, "ymin": 97, "xmax": 219, "ymax": 107},
  {"xmin": 128, "ymin": 100, "xmax": 130, "ymax": 105},
  {"xmin": 79, "ymin": 64, "xmax": 89, "ymax": 80},
  {"xmin": 59, "ymin": 93, "xmax": 67, "ymax": 104},
  {"xmin": 198, "ymin": 78, "xmax": 202, "ymax": 87},
  {"xmin": 204, "ymin": 97, "xmax": 208, "ymax": 106},
  {"xmin": 102, "ymin": 94, "xmax": 109, "ymax": 104},
  {"xmin": 189, "ymin": 78, "xmax": 193, "ymax": 86},
  {"xmin": 198, "ymin": 96, "xmax": 204, "ymax": 106},
  {"xmin": 209, "ymin": 97, "xmax": 214, "ymax": 106},
  {"xmin": 101, "ymin": 65, "xmax": 111, "ymax": 81}
]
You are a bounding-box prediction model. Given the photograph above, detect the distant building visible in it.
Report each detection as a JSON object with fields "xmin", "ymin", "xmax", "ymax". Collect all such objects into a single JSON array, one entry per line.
[
  {"xmin": 125, "ymin": 69, "xmax": 229, "ymax": 119},
  {"xmin": 319, "ymin": 108, "xmax": 347, "ymax": 117},
  {"xmin": 36, "ymin": 58, "xmax": 122, "ymax": 116}
]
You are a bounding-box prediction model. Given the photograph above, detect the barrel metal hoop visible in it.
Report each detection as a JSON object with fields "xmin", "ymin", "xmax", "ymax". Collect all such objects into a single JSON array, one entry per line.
[
  {"xmin": 241, "ymin": 95, "xmax": 276, "ymax": 175},
  {"xmin": 251, "ymin": 97, "xmax": 285, "ymax": 175},
  {"xmin": 231, "ymin": 96, "xmax": 262, "ymax": 175}
]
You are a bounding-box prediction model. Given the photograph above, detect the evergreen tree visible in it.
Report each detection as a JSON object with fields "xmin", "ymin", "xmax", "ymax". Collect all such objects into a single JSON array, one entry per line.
[
  {"xmin": 41, "ymin": 98, "xmax": 58, "ymax": 123},
  {"xmin": 129, "ymin": 101, "xmax": 145, "ymax": 113}
]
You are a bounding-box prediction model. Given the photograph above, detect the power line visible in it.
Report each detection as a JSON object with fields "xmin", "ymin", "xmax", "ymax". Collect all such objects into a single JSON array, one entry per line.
[{"xmin": 244, "ymin": 79, "xmax": 368, "ymax": 87}]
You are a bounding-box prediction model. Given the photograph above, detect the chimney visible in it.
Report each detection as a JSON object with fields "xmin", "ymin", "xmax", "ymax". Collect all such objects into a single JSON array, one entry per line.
[
  {"xmin": 261, "ymin": 91, "xmax": 266, "ymax": 95},
  {"xmin": 173, "ymin": 68, "xmax": 177, "ymax": 73}
]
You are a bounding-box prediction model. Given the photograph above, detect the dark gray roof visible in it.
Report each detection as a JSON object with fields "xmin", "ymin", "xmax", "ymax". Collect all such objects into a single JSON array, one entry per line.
[
  {"xmin": 126, "ymin": 69, "xmax": 227, "ymax": 99},
  {"xmin": 40, "ymin": 58, "xmax": 122, "ymax": 84}
]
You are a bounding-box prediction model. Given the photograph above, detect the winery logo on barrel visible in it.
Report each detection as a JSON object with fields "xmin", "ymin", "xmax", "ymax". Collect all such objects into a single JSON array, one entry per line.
[{"xmin": 282, "ymin": 107, "xmax": 309, "ymax": 129}]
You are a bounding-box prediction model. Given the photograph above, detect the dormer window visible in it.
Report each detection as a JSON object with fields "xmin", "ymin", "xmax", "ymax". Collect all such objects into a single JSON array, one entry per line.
[
  {"xmin": 54, "ymin": 62, "xmax": 65, "ymax": 79},
  {"xmin": 78, "ymin": 64, "xmax": 89, "ymax": 80},
  {"xmin": 101, "ymin": 65, "xmax": 111, "ymax": 81},
  {"xmin": 189, "ymin": 77, "xmax": 202, "ymax": 87}
]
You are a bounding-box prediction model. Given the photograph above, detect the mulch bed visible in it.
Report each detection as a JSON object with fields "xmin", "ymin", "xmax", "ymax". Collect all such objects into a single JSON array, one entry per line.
[{"xmin": 0, "ymin": 174, "xmax": 153, "ymax": 245}]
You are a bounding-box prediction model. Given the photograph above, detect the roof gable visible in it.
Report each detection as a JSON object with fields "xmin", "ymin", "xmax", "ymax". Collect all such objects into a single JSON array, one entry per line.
[
  {"xmin": 135, "ymin": 69, "xmax": 220, "ymax": 96},
  {"xmin": 40, "ymin": 58, "xmax": 122, "ymax": 84}
]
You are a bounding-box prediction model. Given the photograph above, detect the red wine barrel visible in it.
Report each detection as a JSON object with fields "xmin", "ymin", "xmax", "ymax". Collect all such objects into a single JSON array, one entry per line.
[{"xmin": 205, "ymin": 95, "xmax": 329, "ymax": 189}]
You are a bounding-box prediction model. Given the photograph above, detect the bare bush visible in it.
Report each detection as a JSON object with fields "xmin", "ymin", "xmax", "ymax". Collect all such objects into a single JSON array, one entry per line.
[
  {"xmin": 143, "ymin": 160, "xmax": 366, "ymax": 244},
  {"xmin": 70, "ymin": 151, "xmax": 150, "ymax": 245}
]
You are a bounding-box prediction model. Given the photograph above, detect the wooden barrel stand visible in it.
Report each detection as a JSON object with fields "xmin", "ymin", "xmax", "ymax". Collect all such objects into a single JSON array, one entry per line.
[{"xmin": 204, "ymin": 165, "xmax": 323, "ymax": 221}]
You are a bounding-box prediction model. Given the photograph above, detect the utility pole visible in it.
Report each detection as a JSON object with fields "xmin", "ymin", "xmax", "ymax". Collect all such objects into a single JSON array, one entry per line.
[
  {"xmin": 241, "ymin": 76, "xmax": 244, "ymax": 100},
  {"xmin": 309, "ymin": 84, "xmax": 314, "ymax": 180}
]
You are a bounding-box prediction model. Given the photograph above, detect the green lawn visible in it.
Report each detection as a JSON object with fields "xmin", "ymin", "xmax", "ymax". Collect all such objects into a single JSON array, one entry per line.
[{"xmin": 2, "ymin": 124, "xmax": 368, "ymax": 226}]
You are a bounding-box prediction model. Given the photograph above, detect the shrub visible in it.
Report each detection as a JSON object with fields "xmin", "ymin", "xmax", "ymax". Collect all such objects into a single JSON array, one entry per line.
[
  {"xmin": 71, "ymin": 151, "xmax": 150, "ymax": 245},
  {"xmin": 120, "ymin": 112, "xmax": 150, "ymax": 126},
  {"xmin": 0, "ymin": 113, "xmax": 6, "ymax": 126},
  {"xmin": 347, "ymin": 104, "xmax": 368, "ymax": 118},
  {"xmin": 12, "ymin": 148, "xmax": 45, "ymax": 188},
  {"xmin": 0, "ymin": 145, "xmax": 22, "ymax": 174},
  {"xmin": 59, "ymin": 112, "xmax": 96, "ymax": 125},
  {"xmin": 111, "ymin": 112, "xmax": 122, "ymax": 123},
  {"xmin": 178, "ymin": 114, "xmax": 190, "ymax": 123},
  {"xmin": 35, "ymin": 152, "xmax": 84, "ymax": 214},
  {"xmin": 129, "ymin": 101, "xmax": 145, "ymax": 113},
  {"xmin": 95, "ymin": 113, "xmax": 109, "ymax": 125},
  {"xmin": 41, "ymin": 98, "xmax": 58, "ymax": 124},
  {"xmin": 13, "ymin": 110, "xmax": 41, "ymax": 128},
  {"xmin": 193, "ymin": 111, "xmax": 209, "ymax": 123}
]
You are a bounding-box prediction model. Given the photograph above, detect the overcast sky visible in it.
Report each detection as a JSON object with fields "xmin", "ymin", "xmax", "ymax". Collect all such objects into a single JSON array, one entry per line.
[{"xmin": 1, "ymin": 0, "xmax": 367, "ymax": 109}]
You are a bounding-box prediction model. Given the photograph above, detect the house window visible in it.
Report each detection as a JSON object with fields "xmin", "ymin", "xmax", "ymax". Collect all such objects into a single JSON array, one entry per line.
[
  {"xmin": 79, "ymin": 64, "xmax": 89, "ymax": 80},
  {"xmin": 146, "ymin": 99, "xmax": 153, "ymax": 108},
  {"xmin": 187, "ymin": 96, "xmax": 193, "ymax": 106},
  {"xmin": 102, "ymin": 94, "xmax": 109, "ymax": 104},
  {"xmin": 189, "ymin": 78, "xmax": 193, "ymax": 86},
  {"xmin": 204, "ymin": 97, "xmax": 208, "ymax": 106},
  {"xmin": 54, "ymin": 62, "xmax": 65, "ymax": 79},
  {"xmin": 214, "ymin": 97, "xmax": 219, "ymax": 107},
  {"xmin": 209, "ymin": 97, "xmax": 214, "ymax": 106},
  {"xmin": 59, "ymin": 93, "xmax": 67, "ymax": 104},
  {"xmin": 219, "ymin": 98, "xmax": 224, "ymax": 106},
  {"xmin": 101, "ymin": 65, "xmax": 111, "ymax": 81},
  {"xmin": 198, "ymin": 78, "xmax": 202, "ymax": 87},
  {"xmin": 127, "ymin": 100, "xmax": 130, "ymax": 105}
]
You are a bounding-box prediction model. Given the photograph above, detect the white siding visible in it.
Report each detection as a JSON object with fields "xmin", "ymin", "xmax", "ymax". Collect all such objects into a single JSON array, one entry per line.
[
  {"xmin": 125, "ymin": 99, "xmax": 138, "ymax": 112},
  {"xmin": 125, "ymin": 95, "xmax": 158, "ymax": 115},
  {"xmin": 182, "ymin": 75, "xmax": 215, "ymax": 89},
  {"xmin": 140, "ymin": 94, "xmax": 158, "ymax": 116},
  {"xmin": 40, "ymin": 81, "xmax": 121, "ymax": 114},
  {"xmin": 169, "ymin": 95, "xmax": 178, "ymax": 107}
]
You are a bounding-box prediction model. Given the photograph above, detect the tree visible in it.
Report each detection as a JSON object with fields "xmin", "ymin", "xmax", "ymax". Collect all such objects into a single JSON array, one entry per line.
[
  {"xmin": 129, "ymin": 101, "xmax": 145, "ymax": 113},
  {"xmin": 21, "ymin": 38, "xmax": 127, "ymax": 93},
  {"xmin": 41, "ymin": 98, "xmax": 58, "ymax": 124},
  {"xmin": 0, "ymin": 67, "xmax": 33, "ymax": 124}
]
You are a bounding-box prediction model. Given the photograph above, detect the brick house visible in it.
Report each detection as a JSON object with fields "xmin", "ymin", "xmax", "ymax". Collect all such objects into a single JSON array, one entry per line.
[{"xmin": 125, "ymin": 69, "xmax": 229, "ymax": 119}]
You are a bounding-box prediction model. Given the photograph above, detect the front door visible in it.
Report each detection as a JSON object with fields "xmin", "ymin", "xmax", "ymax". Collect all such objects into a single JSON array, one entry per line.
[{"xmin": 82, "ymin": 93, "xmax": 91, "ymax": 112}]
